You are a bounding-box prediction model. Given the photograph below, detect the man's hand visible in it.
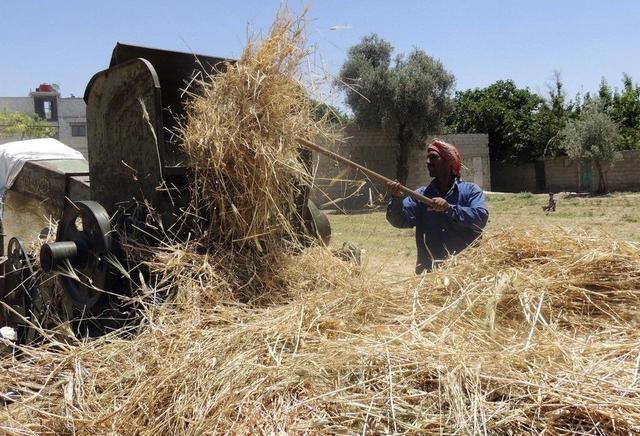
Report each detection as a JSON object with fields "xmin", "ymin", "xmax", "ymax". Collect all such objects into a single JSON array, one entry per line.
[
  {"xmin": 427, "ymin": 197, "xmax": 449, "ymax": 213},
  {"xmin": 385, "ymin": 180, "xmax": 405, "ymax": 198}
]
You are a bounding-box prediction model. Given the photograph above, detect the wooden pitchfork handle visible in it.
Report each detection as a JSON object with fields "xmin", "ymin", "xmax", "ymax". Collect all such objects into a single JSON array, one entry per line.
[{"xmin": 297, "ymin": 137, "xmax": 434, "ymax": 206}]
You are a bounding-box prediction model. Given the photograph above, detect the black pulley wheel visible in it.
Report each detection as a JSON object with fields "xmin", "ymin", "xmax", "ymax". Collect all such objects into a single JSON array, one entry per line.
[{"xmin": 40, "ymin": 201, "xmax": 112, "ymax": 309}]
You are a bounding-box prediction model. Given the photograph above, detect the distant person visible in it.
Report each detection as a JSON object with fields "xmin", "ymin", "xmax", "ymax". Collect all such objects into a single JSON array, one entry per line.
[
  {"xmin": 542, "ymin": 192, "xmax": 557, "ymax": 212},
  {"xmin": 386, "ymin": 139, "xmax": 489, "ymax": 274}
]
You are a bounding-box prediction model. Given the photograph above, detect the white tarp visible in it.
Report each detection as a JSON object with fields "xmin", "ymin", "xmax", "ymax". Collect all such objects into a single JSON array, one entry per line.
[{"xmin": 0, "ymin": 138, "xmax": 85, "ymax": 216}]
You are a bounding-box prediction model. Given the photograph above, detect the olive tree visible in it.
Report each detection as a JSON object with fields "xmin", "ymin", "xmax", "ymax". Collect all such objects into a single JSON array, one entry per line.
[
  {"xmin": 559, "ymin": 102, "xmax": 621, "ymax": 194},
  {"xmin": 337, "ymin": 34, "xmax": 455, "ymax": 184}
]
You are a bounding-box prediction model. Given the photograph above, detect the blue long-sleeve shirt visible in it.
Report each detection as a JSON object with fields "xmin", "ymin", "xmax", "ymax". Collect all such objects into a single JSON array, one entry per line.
[{"xmin": 386, "ymin": 179, "xmax": 489, "ymax": 274}]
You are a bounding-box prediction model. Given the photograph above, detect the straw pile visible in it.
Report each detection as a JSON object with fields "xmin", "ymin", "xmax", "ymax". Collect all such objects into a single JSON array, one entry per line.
[
  {"xmin": 173, "ymin": 10, "xmax": 329, "ymax": 298},
  {"xmin": 1, "ymin": 11, "xmax": 640, "ymax": 436},
  {"xmin": 1, "ymin": 227, "xmax": 639, "ymax": 434},
  {"xmin": 158, "ymin": 12, "xmax": 330, "ymax": 300}
]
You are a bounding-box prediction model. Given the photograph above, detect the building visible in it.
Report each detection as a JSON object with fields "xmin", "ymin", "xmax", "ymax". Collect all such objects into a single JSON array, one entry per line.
[{"xmin": 0, "ymin": 84, "xmax": 88, "ymax": 156}]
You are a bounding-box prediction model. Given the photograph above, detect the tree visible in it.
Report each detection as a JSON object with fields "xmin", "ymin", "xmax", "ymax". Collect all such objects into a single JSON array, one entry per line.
[
  {"xmin": 0, "ymin": 111, "xmax": 56, "ymax": 140},
  {"xmin": 447, "ymin": 80, "xmax": 544, "ymax": 163},
  {"xmin": 598, "ymin": 78, "xmax": 614, "ymax": 110},
  {"xmin": 532, "ymin": 72, "xmax": 574, "ymax": 159},
  {"xmin": 559, "ymin": 102, "xmax": 621, "ymax": 194},
  {"xmin": 336, "ymin": 34, "xmax": 455, "ymax": 184},
  {"xmin": 596, "ymin": 75, "xmax": 640, "ymax": 150},
  {"xmin": 612, "ymin": 74, "xmax": 640, "ymax": 149}
]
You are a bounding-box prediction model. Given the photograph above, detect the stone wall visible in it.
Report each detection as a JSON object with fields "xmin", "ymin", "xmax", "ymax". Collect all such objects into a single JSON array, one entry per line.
[{"xmin": 310, "ymin": 126, "xmax": 491, "ymax": 210}]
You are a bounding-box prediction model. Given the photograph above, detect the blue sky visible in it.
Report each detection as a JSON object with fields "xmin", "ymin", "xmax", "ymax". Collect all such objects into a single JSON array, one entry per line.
[{"xmin": 1, "ymin": 1, "xmax": 638, "ymax": 108}]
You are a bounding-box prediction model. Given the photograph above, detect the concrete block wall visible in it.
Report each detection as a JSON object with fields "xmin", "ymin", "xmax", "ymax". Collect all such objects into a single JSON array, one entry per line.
[
  {"xmin": 0, "ymin": 97, "xmax": 34, "ymax": 115},
  {"xmin": 492, "ymin": 151, "xmax": 639, "ymax": 193},
  {"xmin": 407, "ymin": 134, "xmax": 491, "ymax": 190},
  {"xmin": 310, "ymin": 125, "xmax": 396, "ymax": 209},
  {"xmin": 310, "ymin": 127, "xmax": 491, "ymax": 210},
  {"xmin": 491, "ymin": 162, "xmax": 537, "ymax": 192},
  {"xmin": 607, "ymin": 151, "xmax": 640, "ymax": 190},
  {"xmin": 544, "ymin": 157, "xmax": 579, "ymax": 192}
]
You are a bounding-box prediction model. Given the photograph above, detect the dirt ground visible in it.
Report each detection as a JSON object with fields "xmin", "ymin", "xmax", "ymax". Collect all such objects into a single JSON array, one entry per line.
[{"xmin": 327, "ymin": 192, "xmax": 640, "ymax": 280}]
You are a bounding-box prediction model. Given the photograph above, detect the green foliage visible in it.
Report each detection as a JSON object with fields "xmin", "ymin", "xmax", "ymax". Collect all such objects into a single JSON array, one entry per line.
[
  {"xmin": 598, "ymin": 75, "xmax": 640, "ymax": 150},
  {"xmin": 337, "ymin": 37, "xmax": 640, "ymax": 173},
  {"xmin": 389, "ymin": 50, "xmax": 454, "ymax": 135},
  {"xmin": 448, "ymin": 74, "xmax": 576, "ymax": 164},
  {"xmin": 336, "ymin": 34, "xmax": 455, "ymax": 183},
  {"xmin": 531, "ymin": 73, "xmax": 575, "ymax": 158},
  {"xmin": 0, "ymin": 111, "xmax": 56, "ymax": 139},
  {"xmin": 447, "ymin": 80, "xmax": 545, "ymax": 163},
  {"xmin": 560, "ymin": 102, "xmax": 621, "ymax": 164},
  {"xmin": 559, "ymin": 102, "xmax": 621, "ymax": 193},
  {"xmin": 337, "ymin": 34, "xmax": 393, "ymax": 129}
]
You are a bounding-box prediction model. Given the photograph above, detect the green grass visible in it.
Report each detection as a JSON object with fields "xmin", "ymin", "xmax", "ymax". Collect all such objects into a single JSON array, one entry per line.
[
  {"xmin": 515, "ymin": 192, "xmax": 533, "ymax": 199},
  {"xmin": 327, "ymin": 192, "xmax": 640, "ymax": 280}
]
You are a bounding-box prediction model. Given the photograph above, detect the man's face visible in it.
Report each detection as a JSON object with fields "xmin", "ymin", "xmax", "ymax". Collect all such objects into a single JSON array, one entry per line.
[{"xmin": 427, "ymin": 149, "xmax": 450, "ymax": 179}]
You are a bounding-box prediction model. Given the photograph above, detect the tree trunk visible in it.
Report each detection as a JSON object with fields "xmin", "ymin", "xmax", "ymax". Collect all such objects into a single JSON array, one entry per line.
[
  {"xmin": 596, "ymin": 161, "xmax": 608, "ymax": 194},
  {"xmin": 395, "ymin": 125, "xmax": 410, "ymax": 186}
]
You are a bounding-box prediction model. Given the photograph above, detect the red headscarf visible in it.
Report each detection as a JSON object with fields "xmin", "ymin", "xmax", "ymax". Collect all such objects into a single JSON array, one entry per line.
[{"xmin": 427, "ymin": 139, "xmax": 462, "ymax": 178}]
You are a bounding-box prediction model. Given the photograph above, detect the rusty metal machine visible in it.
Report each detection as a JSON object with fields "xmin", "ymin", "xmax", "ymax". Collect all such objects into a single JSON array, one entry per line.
[{"xmin": 0, "ymin": 43, "xmax": 330, "ymax": 343}]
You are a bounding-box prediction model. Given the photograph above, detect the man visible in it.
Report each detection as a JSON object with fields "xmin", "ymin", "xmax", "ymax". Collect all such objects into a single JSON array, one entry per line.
[{"xmin": 386, "ymin": 139, "xmax": 489, "ymax": 274}]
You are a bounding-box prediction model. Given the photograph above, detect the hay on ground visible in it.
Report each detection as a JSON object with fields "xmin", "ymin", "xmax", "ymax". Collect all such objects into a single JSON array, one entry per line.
[{"xmin": 1, "ymin": 227, "xmax": 639, "ymax": 434}]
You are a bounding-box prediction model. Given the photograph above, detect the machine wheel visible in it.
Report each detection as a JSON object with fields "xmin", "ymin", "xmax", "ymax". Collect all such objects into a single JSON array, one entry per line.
[
  {"xmin": 3, "ymin": 237, "xmax": 40, "ymax": 344},
  {"xmin": 40, "ymin": 201, "xmax": 112, "ymax": 310},
  {"xmin": 39, "ymin": 201, "xmax": 136, "ymax": 338}
]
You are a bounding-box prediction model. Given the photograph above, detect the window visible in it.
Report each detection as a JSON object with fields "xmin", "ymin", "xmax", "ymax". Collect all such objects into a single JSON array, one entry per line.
[
  {"xmin": 34, "ymin": 97, "xmax": 57, "ymax": 121},
  {"xmin": 43, "ymin": 101, "xmax": 52, "ymax": 119},
  {"xmin": 71, "ymin": 123, "xmax": 86, "ymax": 137}
]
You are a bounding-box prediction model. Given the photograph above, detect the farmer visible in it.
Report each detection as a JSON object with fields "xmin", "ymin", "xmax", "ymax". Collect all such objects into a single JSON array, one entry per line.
[{"xmin": 386, "ymin": 139, "xmax": 489, "ymax": 274}]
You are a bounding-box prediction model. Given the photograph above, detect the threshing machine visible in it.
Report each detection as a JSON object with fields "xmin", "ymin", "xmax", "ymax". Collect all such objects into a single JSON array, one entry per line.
[{"xmin": 0, "ymin": 44, "xmax": 330, "ymax": 343}]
